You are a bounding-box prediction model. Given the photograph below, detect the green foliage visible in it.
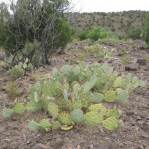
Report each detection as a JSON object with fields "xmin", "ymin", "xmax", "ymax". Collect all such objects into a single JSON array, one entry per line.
[
  {"xmin": 84, "ymin": 111, "xmax": 103, "ymax": 126},
  {"xmin": 98, "ymin": 38, "xmax": 122, "ymax": 46},
  {"xmin": 39, "ymin": 119, "xmax": 52, "ymax": 132},
  {"xmin": 28, "ymin": 120, "xmax": 40, "ymax": 132},
  {"xmin": 127, "ymin": 27, "xmax": 142, "ymax": 39},
  {"xmin": 28, "ymin": 119, "xmax": 62, "ymax": 132},
  {"xmin": 116, "ymin": 89, "xmax": 129, "ymax": 102},
  {"xmin": 58, "ymin": 112, "xmax": 74, "ymax": 125},
  {"xmin": 79, "ymin": 26, "xmax": 116, "ymax": 41},
  {"xmin": 89, "ymin": 92, "xmax": 104, "ymax": 103},
  {"xmin": 9, "ymin": 65, "xmax": 25, "ymax": 79},
  {"xmin": 83, "ymin": 75, "xmax": 97, "ymax": 93},
  {"xmin": 23, "ymin": 40, "xmax": 42, "ymax": 67},
  {"xmin": 105, "ymin": 108, "xmax": 120, "ymax": 119},
  {"xmin": 48, "ymin": 102, "xmax": 59, "ymax": 118},
  {"xmin": 104, "ymin": 90, "xmax": 117, "ymax": 102},
  {"xmin": 113, "ymin": 76, "xmax": 125, "ymax": 88},
  {"xmin": 2, "ymin": 103, "xmax": 25, "ymax": 118},
  {"xmin": 88, "ymin": 104, "xmax": 107, "ymax": 113},
  {"xmin": 51, "ymin": 121, "xmax": 61, "ymax": 130},
  {"xmin": 5, "ymin": 81, "xmax": 21, "ymax": 97},
  {"xmin": 9, "ymin": 60, "xmax": 33, "ymax": 78},
  {"xmin": 70, "ymin": 109, "xmax": 84, "ymax": 123},
  {"xmin": 26, "ymin": 101, "xmax": 42, "ymax": 112},
  {"xmin": 143, "ymin": 13, "xmax": 149, "ymax": 45},
  {"xmin": 0, "ymin": 3, "xmax": 14, "ymax": 50},
  {"xmin": 87, "ymin": 27, "xmax": 108, "ymax": 41},
  {"xmin": 2, "ymin": 63, "xmax": 144, "ymax": 132},
  {"xmin": 0, "ymin": 0, "xmax": 72, "ymax": 67},
  {"xmin": 121, "ymin": 54, "xmax": 132, "ymax": 65},
  {"xmin": 102, "ymin": 116, "xmax": 119, "ymax": 131},
  {"xmin": 85, "ymin": 44, "xmax": 113, "ymax": 60},
  {"xmin": 71, "ymin": 44, "xmax": 114, "ymax": 63},
  {"xmin": 13, "ymin": 103, "xmax": 25, "ymax": 114},
  {"xmin": 56, "ymin": 18, "xmax": 74, "ymax": 48},
  {"xmin": 2, "ymin": 108, "xmax": 14, "ymax": 118}
]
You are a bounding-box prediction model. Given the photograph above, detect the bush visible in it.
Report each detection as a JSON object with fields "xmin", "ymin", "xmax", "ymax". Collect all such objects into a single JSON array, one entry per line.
[
  {"xmin": 2, "ymin": 63, "xmax": 144, "ymax": 131},
  {"xmin": 23, "ymin": 40, "xmax": 43, "ymax": 67},
  {"xmin": 79, "ymin": 27, "xmax": 115, "ymax": 41},
  {"xmin": 121, "ymin": 54, "xmax": 132, "ymax": 65},
  {"xmin": 9, "ymin": 60, "xmax": 33, "ymax": 78},
  {"xmin": 10, "ymin": 64, "xmax": 25, "ymax": 79},
  {"xmin": 143, "ymin": 14, "xmax": 149, "ymax": 45},
  {"xmin": 83, "ymin": 44, "xmax": 113, "ymax": 61},
  {"xmin": 0, "ymin": 0, "xmax": 73, "ymax": 67},
  {"xmin": 5, "ymin": 81, "xmax": 21, "ymax": 97},
  {"xmin": 127, "ymin": 27, "xmax": 142, "ymax": 39}
]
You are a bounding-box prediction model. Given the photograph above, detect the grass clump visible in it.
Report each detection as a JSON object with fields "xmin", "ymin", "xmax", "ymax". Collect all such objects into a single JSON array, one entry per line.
[
  {"xmin": 2, "ymin": 63, "xmax": 144, "ymax": 132},
  {"xmin": 5, "ymin": 81, "xmax": 21, "ymax": 98},
  {"xmin": 121, "ymin": 54, "xmax": 132, "ymax": 65}
]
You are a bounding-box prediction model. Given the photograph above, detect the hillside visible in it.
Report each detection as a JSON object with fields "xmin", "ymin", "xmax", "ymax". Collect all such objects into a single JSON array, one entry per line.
[{"xmin": 67, "ymin": 11, "xmax": 148, "ymax": 37}]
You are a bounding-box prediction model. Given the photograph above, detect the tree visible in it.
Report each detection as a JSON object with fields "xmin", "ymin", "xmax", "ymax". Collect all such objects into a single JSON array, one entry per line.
[
  {"xmin": 0, "ymin": 3, "xmax": 13, "ymax": 51},
  {"xmin": 143, "ymin": 13, "xmax": 149, "ymax": 45},
  {"xmin": 0, "ymin": 0, "xmax": 73, "ymax": 67}
]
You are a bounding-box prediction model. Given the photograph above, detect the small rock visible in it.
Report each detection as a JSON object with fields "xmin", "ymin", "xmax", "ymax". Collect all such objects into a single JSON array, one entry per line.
[
  {"xmin": 0, "ymin": 52, "xmax": 5, "ymax": 61},
  {"xmin": 137, "ymin": 59, "xmax": 146, "ymax": 65},
  {"xmin": 89, "ymin": 142, "xmax": 114, "ymax": 149},
  {"xmin": 61, "ymin": 143, "xmax": 74, "ymax": 149},
  {"xmin": 0, "ymin": 127, "xmax": 5, "ymax": 132},
  {"xmin": 111, "ymin": 133, "xmax": 118, "ymax": 139},
  {"xmin": 126, "ymin": 111, "xmax": 135, "ymax": 116},
  {"xmin": 125, "ymin": 63, "xmax": 139, "ymax": 71},
  {"xmin": 76, "ymin": 145, "xmax": 81, "ymax": 149},
  {"xmin": 90, "ymin": 144, "xmax": 94, "ymax": 148},
  {"xmin": 140, "ymin": 131, "xmax": 149, "ymax": 139},
  {"xmin": 33, "ymin": 143, "xmax": 49, "ymax": 149}
]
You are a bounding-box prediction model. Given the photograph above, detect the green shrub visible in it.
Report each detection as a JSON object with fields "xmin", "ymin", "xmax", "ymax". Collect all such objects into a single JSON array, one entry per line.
[
  {"xmin": 2, "ymin": 63, "xmax": 144, "ymax": 131},
  {"xmin": 87, "ymin": 27, "xmax": 108, "ymax": 41},
  {"xmin": 73, "ymin": 44, "xmax": 114, "ymax": 62},
  {"xmin": 85, "ymin": 44, "xmax": 113, "ymax": 60},
  {"xmin": 9, "ymin": 64, "xmax": 25, "ymax": 79},
  {"xmin": 0, "ymin": 0, "xmax": 73, "ymax": 67},
  {"xmin": 5, "ymin": 81, "xmax": 21, "ymax": 97},
  {"xmin": 143, "ymin": 14, "xmax": 149, "ymax": 45},
  {"xmin": 23, "ymin": 40, "xmax": 43, "ymax": 67},
  {"xmin": 121, "ymin": 54, "xmax": 132, "ymax": 65},
  {"xmin": 9, "ymin": 60, "xmax": 33, "ymax": 78},
  {"xmin": 79, "ymin": 30, "xmax": 89, "ymax": 40},
  {"xmin": 127, "ymin": 27, "xmax": 142, "ymax": 39},
  {"xmin": 79, "ymin": 27, "xmax": 116, "ymax": 41},
  {"xmin": 98, "ymin": 38, "xmax": 121, "ymax": 45}
]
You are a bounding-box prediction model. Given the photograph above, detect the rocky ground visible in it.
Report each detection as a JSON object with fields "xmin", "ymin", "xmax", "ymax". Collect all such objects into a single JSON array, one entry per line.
[{"xmin": 0, "ymin": 40, "xmax": 149, "ymax": 149}]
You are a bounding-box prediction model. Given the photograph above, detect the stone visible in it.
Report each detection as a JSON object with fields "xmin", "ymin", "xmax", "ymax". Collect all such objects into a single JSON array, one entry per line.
[
  {"xmin": 33, "ymin": 143, "xmax": 49, "ymax": 149},
  {"xmin": 125, "ymin": 63, "xmax": 139, "ymax": 71},
  {"xmin": 137, "ymin": 59, "xmax": 146, "ymax": 66}
]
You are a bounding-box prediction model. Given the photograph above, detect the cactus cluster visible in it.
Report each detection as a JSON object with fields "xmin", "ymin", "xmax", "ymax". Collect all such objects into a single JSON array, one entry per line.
[{"xmin": 2, "ymin": 63, "xmax": 144, "ymax": 132}]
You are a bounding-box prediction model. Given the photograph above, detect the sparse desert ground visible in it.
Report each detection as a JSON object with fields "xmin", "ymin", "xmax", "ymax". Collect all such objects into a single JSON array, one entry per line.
[{"xmin": 0, "ymin": 39, "xmax": 148, "ymax": 149}]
